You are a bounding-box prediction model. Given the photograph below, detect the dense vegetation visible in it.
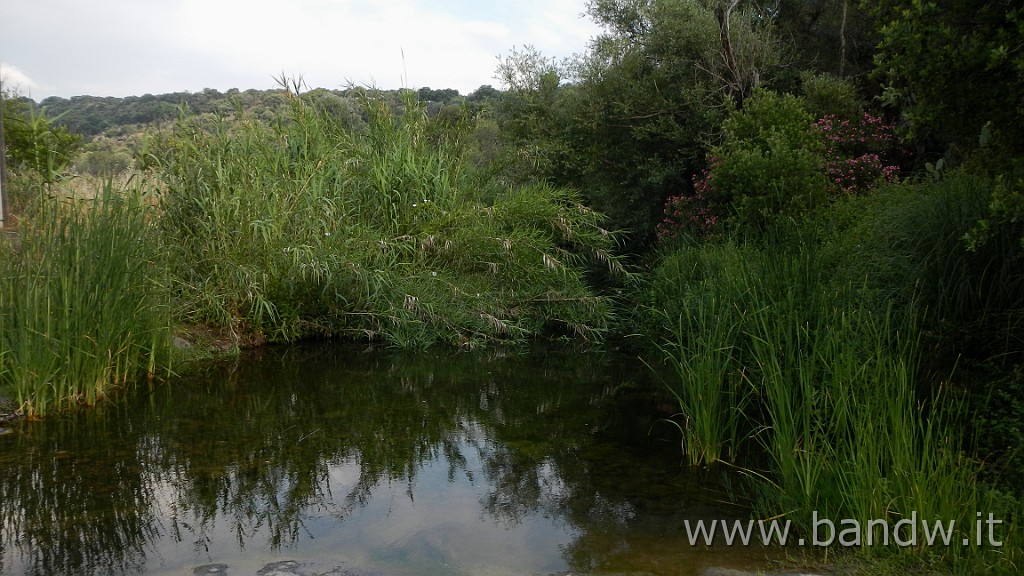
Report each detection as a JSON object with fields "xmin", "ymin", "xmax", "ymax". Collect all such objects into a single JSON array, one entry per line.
[
  {"xmin": 3, "ymin": 0, "xmax": 1024, "ymax": 572},
  {"xmin": 148, "ymin": 85, "xmax": 627, "ymax": 348}
]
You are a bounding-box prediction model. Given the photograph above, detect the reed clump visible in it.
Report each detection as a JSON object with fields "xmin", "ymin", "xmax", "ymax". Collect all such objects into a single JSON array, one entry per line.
[
  {"xmin": 646, "ymin": 235, "xmax": 1019, "ymax": 569},
  {"xmin": 146, "ymin": 82, "xmax": 627, "ymax": 348},
  {"xmin": 0, "ymin": 181, "xmax": 171, "ymax": 417}
]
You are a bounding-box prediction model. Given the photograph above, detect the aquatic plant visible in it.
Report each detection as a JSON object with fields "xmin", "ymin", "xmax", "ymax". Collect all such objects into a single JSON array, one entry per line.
[
  {"xmin": 0, "ymin": 180, "xmax": 171, "ymax": 417},
  {"xmin": 645, "ymin": 237, "xmax": 1017, "ymax": 568}
]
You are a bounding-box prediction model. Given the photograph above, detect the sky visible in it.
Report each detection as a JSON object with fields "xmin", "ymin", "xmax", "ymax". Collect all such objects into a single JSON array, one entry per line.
[{"xmin": 0, "ymin": 0, "xmax": 603, "ymax": 100}]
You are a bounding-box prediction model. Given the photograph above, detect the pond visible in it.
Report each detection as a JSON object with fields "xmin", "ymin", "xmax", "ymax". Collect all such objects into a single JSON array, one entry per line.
[{"xmin": 0, "ymin": 343, "xmax": 780, "ymax": 576}]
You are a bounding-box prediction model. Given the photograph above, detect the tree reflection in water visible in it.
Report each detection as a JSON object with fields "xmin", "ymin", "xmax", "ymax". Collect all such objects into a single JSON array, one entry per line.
[{"xmin": 0, "ymin": 343, "xmax": 759, "ymax": 576}]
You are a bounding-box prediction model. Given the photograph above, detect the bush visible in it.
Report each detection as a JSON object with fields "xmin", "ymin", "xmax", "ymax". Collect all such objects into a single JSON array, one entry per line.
[
  {"xmin": 799, "ymin": 71, "xmax": 864, "ymax": 122},
  {"xmin": 705, "ymin": 90, "xmax": 828, "ymax": 237},
  {"xmin": 821, "ymin": 173, "xmax": 1024, "ymax": 363},
  {"xmin": 655, "ymin": 163, "xmax": 721, "ymax": 243},
  {"xmin": 817, "ymin": 112, "xmax": 903, "ymax": 195}
]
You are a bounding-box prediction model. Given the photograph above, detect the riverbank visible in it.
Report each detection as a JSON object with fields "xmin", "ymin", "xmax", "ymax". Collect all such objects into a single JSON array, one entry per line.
[{"xmin": 0, "ymin": 395, "xmax": 21, "ymax": 426}]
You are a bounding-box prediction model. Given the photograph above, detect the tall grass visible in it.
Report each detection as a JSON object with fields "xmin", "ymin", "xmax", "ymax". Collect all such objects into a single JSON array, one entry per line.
[
  {"xmin": 147, "ymin": 82, "xmax": 628, "ymax": 348},
  {"xmin": 0, "ymin": 181, "xmax": 171, "ymax": 417},
  {"xmin": 821, "ymin": 172, "xmax": 1024, "ymax": 362},
  {"xmin": 651, "ymin": 243, "xmax": 752, "ymax": 466},
  {"xmin": 646, "ymin": 237, "xmax": 1017, "ymax": 568}
]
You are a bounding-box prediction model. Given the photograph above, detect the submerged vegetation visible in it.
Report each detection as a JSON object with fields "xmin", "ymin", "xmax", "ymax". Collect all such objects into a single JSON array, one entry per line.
[{"xmin": 3, "ymin": 0, "xmax": 1024, "ymax": 572}]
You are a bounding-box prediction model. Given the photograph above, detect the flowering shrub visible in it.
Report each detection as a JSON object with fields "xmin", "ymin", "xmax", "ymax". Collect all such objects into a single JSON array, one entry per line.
[
  {"xmin": 656, "ymin": 101, "xmax": 906, "ymax": 244},
  {"xmin": 817, "ymin": 113, "xmax": 902, "ymax": 194},
  {"xmin": 656, "ymin": 163, "xmax": 721, "ymax": 242}
]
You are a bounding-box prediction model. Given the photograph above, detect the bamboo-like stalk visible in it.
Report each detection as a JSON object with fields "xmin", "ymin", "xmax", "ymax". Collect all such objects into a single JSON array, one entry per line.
[{"xmin": 146, "ymin": 82, "xmax": 627, "ymax": 349}]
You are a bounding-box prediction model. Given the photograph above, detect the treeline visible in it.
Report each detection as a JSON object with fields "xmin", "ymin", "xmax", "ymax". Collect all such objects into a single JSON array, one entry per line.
[
  {"xmin": 5, "ymin": 83, "xmax": 502, "ymax": 180},
  {"xmin": 22, "ymin": 84, "xmax": 499, "ymax": 137}
]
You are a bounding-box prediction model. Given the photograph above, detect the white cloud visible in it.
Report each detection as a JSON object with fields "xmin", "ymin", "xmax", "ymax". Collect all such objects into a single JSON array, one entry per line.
[
  {"xmin": 0, "ymin": 63, "xmax": 41, "ymax": 95},
  {"xmin": 0, "ymin": 0, "xmax": 602, "ymax": 98}
]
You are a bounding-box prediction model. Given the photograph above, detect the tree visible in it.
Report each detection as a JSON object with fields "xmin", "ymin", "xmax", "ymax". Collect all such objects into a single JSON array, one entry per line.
[
  {"xmin": 417, "ymin": 87, "xmax": 461, "ymax": 103},
  {"xmin": 585, "ymin": 0, "xmax": 782, "ymax": 108},
  {"xmin": 494, "ymin": 45, "xmax": 578, "ymax": 187},
  {"xmin": 494, "ymin": 1, "xmax": 787, "ymax": 251},
  {"xmin": 866, "ymin": 0, "xmax": 1024, "ymax": 162},
  {"xmin": 771, "ymin": 0, "xmax": 876, "ymax": 81},
  {"xmin": 467, "ymin": 85, "xmax": 501, "ymax": 103},
  {"xmin": 2, "ymin": 93, "xmax": 81, "ymax": 183}
]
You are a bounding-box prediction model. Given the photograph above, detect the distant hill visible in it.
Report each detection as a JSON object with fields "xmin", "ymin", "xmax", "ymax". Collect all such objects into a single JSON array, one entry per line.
[{"xmin": 29, "ymin": 85, "xmax": 502, "ymax": 138}]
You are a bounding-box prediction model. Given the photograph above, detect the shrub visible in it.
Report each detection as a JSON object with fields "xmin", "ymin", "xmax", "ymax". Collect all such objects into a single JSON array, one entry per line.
[
  {"xmin": 704, "ymin": 90, "xmax": 828, "ymax": 237},
  {"xmin": 799, "ymin": 71, "xmax": 864, "ymax": 122},
  {"xmin": 817, "ymin": 112, "xmax": 903, "ymax": 195},
  {"xmin": 655, "ymin": 162, "xmax": 721, "ymax": 242}
]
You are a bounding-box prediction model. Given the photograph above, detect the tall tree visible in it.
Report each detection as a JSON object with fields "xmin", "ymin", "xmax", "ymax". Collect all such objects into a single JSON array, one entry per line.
[
  {"xmin": 495, "ymin": 0, "xmax": 786, "ymax": 250},
  {"xmin": 771, "ymin": 0, "xmax": 876, "ymax": 80}
]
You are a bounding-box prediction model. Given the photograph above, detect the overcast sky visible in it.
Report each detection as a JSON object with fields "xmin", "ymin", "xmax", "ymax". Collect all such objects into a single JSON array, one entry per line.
[{"xmin": 1, "ymin": 0, "xmax": 602, "ymax": 100}]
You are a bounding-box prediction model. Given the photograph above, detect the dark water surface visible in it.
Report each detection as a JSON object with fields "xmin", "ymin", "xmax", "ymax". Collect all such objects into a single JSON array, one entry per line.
[{"xmin": 0, "ymin": 343, "xmax": 778, "ymax": 575}]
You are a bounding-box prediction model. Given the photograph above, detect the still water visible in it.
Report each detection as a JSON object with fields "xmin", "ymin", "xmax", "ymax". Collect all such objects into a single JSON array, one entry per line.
[{"xmin": 0, "ymin": 343, "xmax": 778, "ymax": 576}]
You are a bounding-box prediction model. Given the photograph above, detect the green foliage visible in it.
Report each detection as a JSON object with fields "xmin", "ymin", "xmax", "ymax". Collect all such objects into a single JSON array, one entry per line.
[
  {"xmin": 494, "ymin": 0, "xmax": 788, "ymax": 250},
  {"xmin": 773, "ymin": 0, "xmax": 877, "ymax": 80},
  {"xmin": 148, "ymin": 84, "xmax": 627, "ymax": 348},
  {"xmin": 643, "ymin": 238, "xmax": 1014, "ymax": 568},
  {"xmin": 494, "ymin": 45, "xmax": 576, "ymax": 180},
  {"xmin": 799, "ymin": 71, "xmax": 864, "ymax": 121},
  {"xmin": 655, "ymin": 166, "xmax": 721, "ymax": 243},
  {"xmin": 822, "ymin": 173, "xmax": 1024, "ymax": 362},
  {"xmin": 2, "ymin": 94, "xmax": 82, "ymax": 183},
  {"xmin": 721, "ymin": 89, "xmax": 820, "ymax": 150},
  {"xmin": 966, "ymin": 175, "xmax": 1024, "ymax": 253},
  {"xmin": 36, "ymin": 88, "xmax": 291, "ymax": 136},
  {"xmin": 866, "ymin": 0, "xmax": 1024, "ymax": 159},
  {"xmin": 0, "ymin": 183, "xmax": 171, "ymax": 417},
  {"xmin": 417, "ymin": 86, "xmax": 461, "ymax": 103},
  {"xmin": 969, "ymin": 363, "xmax": 1024, "ymax": 496},
  {"xmin": 647, "ymin": 242, "xmax": 754, "ymax": 465},
  {"xmin": 586, "ymin": 0, "xmax": 781, "ymax": 106},
  {"xmin": 75, "ymin": 135, "xmax": 135, "ymax": 176},
  {"xmin": 817, "ymin": 112, "xmax": 903, "ymax": 195},
  {"xmin": 708, "ymin": 89, "xmax": 827, "ymax": 236}
]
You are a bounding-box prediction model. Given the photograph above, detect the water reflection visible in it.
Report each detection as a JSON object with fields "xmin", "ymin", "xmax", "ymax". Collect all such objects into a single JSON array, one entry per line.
[{"xmin": 0, "ymin": 344, "xmax": 773, "ymax": 576}]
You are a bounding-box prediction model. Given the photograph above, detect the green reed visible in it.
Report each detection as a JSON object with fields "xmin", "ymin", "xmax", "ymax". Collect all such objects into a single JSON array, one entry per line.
[
  {"xmin": 647, "ymin": 238, "xmax": 1015, "ymax": 567},
  {"xmin": 658, "ymin": 296, "xmax": 748, "ymax": 466},
  {"xmin": 148, "ymin": 82, "xmax": 628, "ymax": 348},
  {"xmin": 0, "ymin": 181, "xmax": 171, "ymax": 417}
]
